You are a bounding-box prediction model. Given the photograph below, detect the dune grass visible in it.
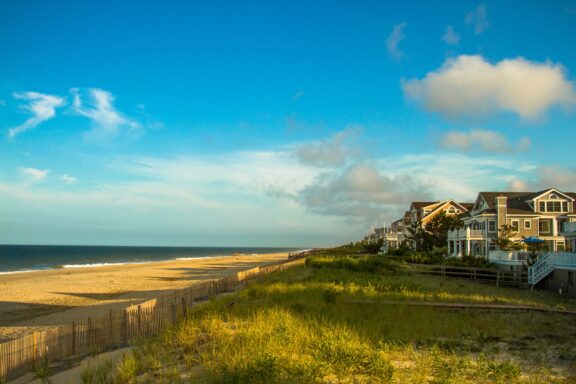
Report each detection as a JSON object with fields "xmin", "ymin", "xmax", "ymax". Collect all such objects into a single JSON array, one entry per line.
[{"xmin": 106, "ymin": 255, "xmax": 576, "ymax": 383}]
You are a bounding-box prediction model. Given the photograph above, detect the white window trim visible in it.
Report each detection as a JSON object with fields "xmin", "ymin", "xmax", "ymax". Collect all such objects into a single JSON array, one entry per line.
[
  {"xmin": 538, "ymin": 198, "xmax": 570, "ymax": 213},
  {"xmin": 510, "ymin": 220, "xmax": 519, "ymax": 231},
  {"xmin": 524, "ymin": 219, "xmax": 531, "ymax": 229},
  {"xmin": 488, "ymin": 220, "xmax": 496, "ymax": 233}
]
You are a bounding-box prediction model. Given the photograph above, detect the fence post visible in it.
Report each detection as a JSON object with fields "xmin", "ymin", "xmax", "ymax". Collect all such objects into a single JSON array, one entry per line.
[
  {"xmin": 87, "ymin": 318, "xmax": 92, "ymax": 349},
  {"xmin": 181, "ymin": 297, "xmax": 187, "ymax": 319},
  {"xmin": 108, "ymin": 309, "xmax": 113, "ymax": 347},
  {"xmin": 137, "ymin": 306, "xmax": 142, "ymax": 339},
  {"xmin": 71, "ymin": 323, "xmax": 76, "ymax": 356},
  {"xmin": 171, "ymin": 303, "xmax": 177, "ymax": 325},
  {"xmin": 32, "ymin": 332, "xmax": 37, "ymax": 368},
  {"xmin": 122, "ymin": 310, "xmax": 128, "ymax": 345}
]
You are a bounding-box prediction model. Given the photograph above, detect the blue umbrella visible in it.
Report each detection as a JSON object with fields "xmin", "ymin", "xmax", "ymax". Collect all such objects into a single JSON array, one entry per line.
[
  {"xmin": 523, "ymin": 236, "xmax": 545, "ymax": 259},
  {"xmin": 522, "ymin": 236, "xmax": 545, "ymax": 244}
]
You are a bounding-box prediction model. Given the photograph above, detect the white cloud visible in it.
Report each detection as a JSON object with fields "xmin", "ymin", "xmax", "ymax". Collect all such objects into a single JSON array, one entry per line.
[
  {"xmin": 386, "ymin": 22, "xmax": 407, "ymax": 60},
  {"xmin": 60, "ymin": 174, "xmax": 77, "ymax": 185},
  {"xmin": 8, "ymin": 92, "xmax": 65, "ymax": 138},
  {"xmin": 440, "ymin": 129, "xmax": 530, "ymax": 153},
  {"xmin": 19, "ymin": 167, "xmax": 50, "ymax": 182},
  {"xmin": 293, "ymin": 127, "xmax": 362, "ymax": 168},
  {"xmin": 465, "ymin": 4, "xmax": 489, "ymax": 35},
  {"xmin": 71, "ymin": 88, "xmax": 140, "ymax": 139},
  {"xmin": 442, "ymin": 25, "xmax": 461, "ymax": 45},
  {"xmin": 402, "ymin": 55, "xmax": 576, "ymax": 119},
  {"xmin": 509, "ymin": 166, "xmax": 576, "ymax": 192},
  {"xmin": 297, "ymin": 163, "xmax": 431, "ymax": 222}
]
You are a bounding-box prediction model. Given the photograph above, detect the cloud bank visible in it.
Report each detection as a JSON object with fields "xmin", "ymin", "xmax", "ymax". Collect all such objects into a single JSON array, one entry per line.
[
  {"xmin": 402, "ymin": 55, "xmax": 576, "ymax": 119},
  {"xmin": 293, "ymin": 128, "xmax": 362, "ymax": 168},
  {"xmin": 8, "ymin": 92, "xmax": 65, "ymax": 138},
  {"xmin": 298, "ymin": 163, "xmax": 431, "ymax": 221}
]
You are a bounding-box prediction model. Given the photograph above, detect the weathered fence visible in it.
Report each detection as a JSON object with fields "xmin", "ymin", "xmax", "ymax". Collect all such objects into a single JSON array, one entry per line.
[
  {"xmin": 403, "ymin": 263, "xmax": 528, "ymax": 287},
  {"xmin": 0, "ymin": 257, "xmax": 306, "ymax": 381}
]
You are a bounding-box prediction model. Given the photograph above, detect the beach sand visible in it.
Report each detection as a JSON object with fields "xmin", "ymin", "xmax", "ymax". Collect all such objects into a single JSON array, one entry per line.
[{"xmin": 0, "ymin": 252, "xmax": 288, "ymax": 341}]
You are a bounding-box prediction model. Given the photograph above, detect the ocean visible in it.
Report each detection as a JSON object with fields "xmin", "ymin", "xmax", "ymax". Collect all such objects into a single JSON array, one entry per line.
[{"xmin": 0, "ymin": 245, "xmax": 303, "ymax": 274}]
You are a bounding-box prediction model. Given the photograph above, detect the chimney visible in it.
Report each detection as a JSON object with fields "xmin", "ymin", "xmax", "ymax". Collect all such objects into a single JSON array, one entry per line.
[{"xmin": 496, "ymin": 195, "xmax": 507, "ymax": 230}]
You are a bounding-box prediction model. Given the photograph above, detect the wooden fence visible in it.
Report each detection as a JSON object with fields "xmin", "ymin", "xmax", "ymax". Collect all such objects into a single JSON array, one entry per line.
[
  {"xmin": 403, "ymin": 263, "xmax": 528, "ymax": 287},
  {"xmin": 0, "ymin": 258, "xmax": 306, "ymax": 381}
]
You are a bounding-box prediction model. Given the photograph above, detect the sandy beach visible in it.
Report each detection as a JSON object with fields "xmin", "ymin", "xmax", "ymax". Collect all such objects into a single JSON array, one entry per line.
[{"xmin": 0, "ymin": 252, "xmax": 288, "ymax": 341}]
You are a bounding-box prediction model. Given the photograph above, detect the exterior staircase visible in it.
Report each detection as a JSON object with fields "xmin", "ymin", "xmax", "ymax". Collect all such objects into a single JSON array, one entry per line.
[
  {"xmin": 528, "ymin": 252, "xmax": 576, "ymax": 285},
  {"xmin": 527, "ymin": 252, "xmax": 554, "ymax": 285}
]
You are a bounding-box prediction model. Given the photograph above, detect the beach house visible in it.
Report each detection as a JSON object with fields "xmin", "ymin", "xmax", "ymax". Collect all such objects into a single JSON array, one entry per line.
[
  {"xmin": 447, "ymin": 188, "xmax": 576, "ymax": 259},
  {"xmin": 383, "ymin": 200, "xmax": 473, "ymax": 251}
]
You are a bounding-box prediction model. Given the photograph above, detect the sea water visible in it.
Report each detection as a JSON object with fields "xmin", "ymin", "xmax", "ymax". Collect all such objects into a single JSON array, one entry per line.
[{"xmin": 0, "ymin": 245, "xmax": 301, "ymax": 274}]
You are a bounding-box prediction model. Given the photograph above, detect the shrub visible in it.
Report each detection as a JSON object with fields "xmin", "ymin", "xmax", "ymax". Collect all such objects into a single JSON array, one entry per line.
[
  {"xmin": 33, "ymin": 356, "xmax": 50, "ymax": 384},
  {"xmin": 81, "ymin": 359, "xmax": 112, "ymax": 384},
  {"xmin": 114, "ymin": 353, "xmax": 140, "ymax": 383}
]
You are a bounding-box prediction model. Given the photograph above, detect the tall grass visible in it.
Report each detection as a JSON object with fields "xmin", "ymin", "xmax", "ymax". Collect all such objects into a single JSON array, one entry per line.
[{"xmin": 111, "ymin": 256, "xmax": 576, "ymax": 382}]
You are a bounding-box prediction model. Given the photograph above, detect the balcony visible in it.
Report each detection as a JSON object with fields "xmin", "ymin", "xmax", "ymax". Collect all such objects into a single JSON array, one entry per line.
[
  {"xmin": 448, "ymin": 228, "xmax": 486, "ymax": 240},
  {"xmin": 561, "ymin": 222, "xmax": 576, "ymax": 235}
]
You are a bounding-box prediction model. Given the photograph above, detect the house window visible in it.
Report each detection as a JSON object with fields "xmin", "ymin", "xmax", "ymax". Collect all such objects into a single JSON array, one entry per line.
[
  {"xmin": 557, "ymin": 242, "xmax": 565, "ymax": 252},
  {"xmin": 511, "ymin": 220, "xmax": 519, "ymax": 231},
  {"xmin": 488, "ymin": 221, "xmax": 496, "ymax": 232},
  {"xmin": 539, "ymin": 219, "xmax": 551, "ymax": 235},
  {"xmin": 547, "ymin": 201, "xmax": 562, "ymax": 212},
  {"xmin": 563, "ymin": 202, "xmax": 568, "ymax": 212},
  {"xmin": 539, "ymin": 201, "xmax": 545, "ymax": 212},
  {"xmin": 524, "ymin": 220, "xmax": 531, "ymax": 229}
]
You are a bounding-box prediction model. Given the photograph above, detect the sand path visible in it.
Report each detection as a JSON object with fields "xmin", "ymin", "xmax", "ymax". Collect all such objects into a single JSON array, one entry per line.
[{"xmin": 0, "ymin": 253, "xmax": 288, "ymax": 341}]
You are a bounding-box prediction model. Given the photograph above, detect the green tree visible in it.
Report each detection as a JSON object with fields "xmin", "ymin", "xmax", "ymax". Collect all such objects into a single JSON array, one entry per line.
[
  {"xmin": 405, "ymin": 222, "xmax": 425, "ymax": 251},
  {"xmin": 423, "ymin": 212, "xmax": 464, "ymax": 250},
  {"xmin": 495, "ymin": 225, "xmax": 526, "ymax": 251}
]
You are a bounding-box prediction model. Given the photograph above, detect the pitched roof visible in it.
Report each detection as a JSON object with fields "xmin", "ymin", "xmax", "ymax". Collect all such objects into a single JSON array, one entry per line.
[
  {"xmin": 410, "ymin": 202, "xmax": 440, "ymax": 210},
  {"xmin": 478, "ymin": 189, "xmax": 576, "ymax": 215},
  {"xmin": 459, "ymin": 203, "xmax": 475, "ymax": 211}
]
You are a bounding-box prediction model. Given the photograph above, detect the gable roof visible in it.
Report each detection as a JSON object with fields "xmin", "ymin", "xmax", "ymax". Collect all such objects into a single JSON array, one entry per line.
[
  {"xmin": 410, "ymin": 202, "xmax": 440, "ymax": 210},
  {"xmin": 477, "ymin": 189, "xmax": 576, "ymax": 215}
]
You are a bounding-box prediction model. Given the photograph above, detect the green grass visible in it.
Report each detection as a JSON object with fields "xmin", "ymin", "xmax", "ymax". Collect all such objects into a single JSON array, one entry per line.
[{"xmin": 111, "ymin": 255, "xmax": 576, "ymax": 383}]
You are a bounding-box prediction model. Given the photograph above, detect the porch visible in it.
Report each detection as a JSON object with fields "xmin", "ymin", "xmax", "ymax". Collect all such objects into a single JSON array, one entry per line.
[{"xmin": 447, "ymin": 228, "xmax": 490, "ymax": 257}]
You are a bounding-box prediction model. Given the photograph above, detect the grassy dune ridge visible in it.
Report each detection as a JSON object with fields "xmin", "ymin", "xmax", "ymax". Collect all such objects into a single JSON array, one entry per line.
[{"xmin": 98, "ymin": 255, "xmax": 576, "ymax": 383}]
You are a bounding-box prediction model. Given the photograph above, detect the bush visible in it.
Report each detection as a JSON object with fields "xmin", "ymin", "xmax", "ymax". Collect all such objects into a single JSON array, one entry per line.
[
  {"xmin": 307, "ymin": 255, "xmax": 401, "ymax": 275},
  {"xmin": 114, "ymin": 353, "xmax": 140, "ymax": 383},
  {"xmin": 443, "ymin": 256, "xmax": 493, "ymax": 268},
  {"xmin": 401, "ymin": 251, "xmax": 445, "ymax": 265}
]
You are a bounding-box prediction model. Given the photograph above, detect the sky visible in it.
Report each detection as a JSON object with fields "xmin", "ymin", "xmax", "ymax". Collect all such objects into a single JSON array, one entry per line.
[{"xmin": 1, "ymin": 1, "xmax": 576, "ymax": 247}]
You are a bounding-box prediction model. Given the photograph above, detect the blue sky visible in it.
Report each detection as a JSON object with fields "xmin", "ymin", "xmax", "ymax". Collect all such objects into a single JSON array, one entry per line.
[{"xmin": 1, "ymin": 1, "xmax": 575, "ymax": 247}]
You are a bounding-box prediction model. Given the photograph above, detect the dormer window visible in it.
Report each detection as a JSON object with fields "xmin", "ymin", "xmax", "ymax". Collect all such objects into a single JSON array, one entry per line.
[
  {"xmin": 448, "ymin": 207, "xmax": 456, "ymax": 213},
  {"xmin": 550, "ymin": 194, "xmax": 558, "ymax": 199},
  {"xmin": 538, "ymin": 198, "xmax": 569, "ymax": 213}
]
